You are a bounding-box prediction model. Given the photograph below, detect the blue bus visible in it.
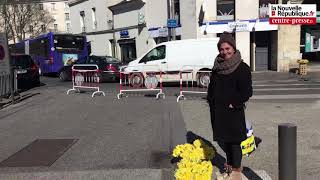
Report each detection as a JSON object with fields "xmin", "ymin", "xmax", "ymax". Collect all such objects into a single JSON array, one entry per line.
[{"xmin": 10, "ymin": 32, "xmax": 89, "ymax": 76}]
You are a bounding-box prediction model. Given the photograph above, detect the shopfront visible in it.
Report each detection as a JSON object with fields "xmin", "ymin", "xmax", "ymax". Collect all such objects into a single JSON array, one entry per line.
[{"xmin": 118, "ymin": 30, "xmax": 137, "ymax": 63}]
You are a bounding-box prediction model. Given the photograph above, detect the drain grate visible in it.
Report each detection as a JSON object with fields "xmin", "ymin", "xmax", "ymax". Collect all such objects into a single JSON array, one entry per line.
[{"xmin": 0, "ymin": 139, "xmax": 78, "ymax": 167}]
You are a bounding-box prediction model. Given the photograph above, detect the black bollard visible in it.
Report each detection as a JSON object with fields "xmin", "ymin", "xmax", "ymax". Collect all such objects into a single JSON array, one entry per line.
[{"xmin": 278, "ymin": 123, "xmax": 297, "ymax": 180}]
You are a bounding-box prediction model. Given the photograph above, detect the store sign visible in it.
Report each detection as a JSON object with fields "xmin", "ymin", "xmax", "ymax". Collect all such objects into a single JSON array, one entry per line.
[
  {"xmin": 228, "ymin": 21, "xmax": 250, "ymax": 32},
  {"xmin": 120, "ymin": 30, "xmax": 129, "ymax": 38},
  {"xmin": 269, "ymin": 4, "xmax": 317, "ymax": 25},
  {"xmin": 0, "ymin": 33, "xmax": 10, "ymax": 74}
]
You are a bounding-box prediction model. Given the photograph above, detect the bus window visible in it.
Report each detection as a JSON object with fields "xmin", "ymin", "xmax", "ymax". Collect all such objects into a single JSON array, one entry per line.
[
  {"xmin": 53, "ymin": 35, "xmax": 85, "ymax": 52},
  {"xmin": 29, "ymin": 38, "xmax": 49, "ymax": 58},
  {"xmin": 10, "ymin": 44, "xmax": 25, "ymax": 54}
]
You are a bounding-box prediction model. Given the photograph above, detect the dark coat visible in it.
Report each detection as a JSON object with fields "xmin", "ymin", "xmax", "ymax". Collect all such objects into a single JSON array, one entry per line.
[{"xmin": 207, "ymin": 62, "xmax": 252, "ymax": 143}]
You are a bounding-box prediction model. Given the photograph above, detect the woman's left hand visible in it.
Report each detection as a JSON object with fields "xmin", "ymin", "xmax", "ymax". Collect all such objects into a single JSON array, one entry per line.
[{"xmin": 229, "ymin": 104, "xmax": 234, "ymax": 108}]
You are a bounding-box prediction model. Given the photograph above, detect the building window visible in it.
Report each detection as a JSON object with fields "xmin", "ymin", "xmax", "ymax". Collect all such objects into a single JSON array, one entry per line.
[
  {"xmin": 29, "ymin": 25, "xmax": 33, "ymax": 33},
  {"xmin": 41, "ymin": 24, "xmax": 46, "ymax": 32},
  {"xmin": 16, "ymin": 26, "xmax": 21, "ymax": 33},
  {"xmin": 51, "ymin": 3, "xmax": 56, "ymax": 11},
  {"xmin": 65, "ymin": 13, "xmax": 70, "ymax": 20},
  {"xmin": 54, "ymin": 24, "xmax": 58, "ymax": 32},
  {"xmin": 80, "ymin": 11, "xmax": 85, "ymax": 17},
  {"xmin": 174, "ymin": 0, "xmax": 180, "ymax": 25},
  {"xmin": 259, "ymin": 0, "xmax": 278, "ymax": 19},
  {"xmin": 64, "ymin": 2, "xmax": 69, "ymax": 10},
  {"xmin": 92, "ymin": 8, "xmax": 97, "ymax": 29},
  {"xmin": 66, "ymin": 23, "xmax": 71, "ymax": 32},
  {"xmin": 53, "ymin": 15, "xmax": 57, "ymax": 22},
  {"xmin": 39, "ymin": 4, "xmax": 44, "ymax": 10},
  {"xmin": 80, "ymin": 11, "xmax": 86, "ymax": 32},
  {"xmin": 217, "ymin": 0, "xmax": 235, "ymax": 21}
]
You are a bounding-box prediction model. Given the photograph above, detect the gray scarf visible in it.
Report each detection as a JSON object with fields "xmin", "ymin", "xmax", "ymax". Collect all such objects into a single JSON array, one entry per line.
[{"xmin": 213, "ymin": 50, "xmax": 242, "ymax": 75}]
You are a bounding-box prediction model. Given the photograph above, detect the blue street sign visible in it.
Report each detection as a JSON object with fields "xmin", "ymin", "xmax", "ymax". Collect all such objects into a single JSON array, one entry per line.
[
  {"xmin": 120, "ymin": 30, "xmax": 129, "ymax": 38},
  {"xmin": 167, "ymin": 19, "xmax": 177, "ymax": 28}
]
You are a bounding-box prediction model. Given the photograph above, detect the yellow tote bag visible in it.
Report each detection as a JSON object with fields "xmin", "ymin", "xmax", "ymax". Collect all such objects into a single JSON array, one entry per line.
[{"xmin": 241, "ymin": 135, "xmax": 256, "ymax": 156}]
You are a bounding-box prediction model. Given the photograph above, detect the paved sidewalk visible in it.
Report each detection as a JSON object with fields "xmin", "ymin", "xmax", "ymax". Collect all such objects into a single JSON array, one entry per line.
[
  {"xmin": 0, "ymin": 169, "xmax": 173, "ymax": 180},
  {"xmin": 179, "ymin": 99, "xmax": 320, "ymax": 180},
  {"xmin": 252, "ymin": 71, "xmax": 320, "ymax": 82},
  {"xmin": 0, "ymin": 93, "xmax": 185, "ymax": 179}
]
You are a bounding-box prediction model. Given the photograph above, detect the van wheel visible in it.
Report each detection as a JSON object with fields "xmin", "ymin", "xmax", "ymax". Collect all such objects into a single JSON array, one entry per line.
[
  {"xmin": 197, "ymin": 72, "xmax": 210, "ymax": 88},
  {"xmin": 129, "ymin": 73, "xmax": 144, "ymax": 88}
]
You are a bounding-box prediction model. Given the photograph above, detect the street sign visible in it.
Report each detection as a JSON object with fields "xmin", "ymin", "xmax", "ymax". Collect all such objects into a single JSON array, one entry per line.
[
  {"xmin": 0, "ymin": 33, "xmax": 10, "ymax": 74},
  {"xmin": 167, "ymin": 19, "xmax": 177, "ymax": 28},
  {"xmin": 120, "ymin": 30, "xmax": 129, "ymax": 38},
  {"xmin": 159, "ymin": 28, "xmax": 169, "ymax": 37}
]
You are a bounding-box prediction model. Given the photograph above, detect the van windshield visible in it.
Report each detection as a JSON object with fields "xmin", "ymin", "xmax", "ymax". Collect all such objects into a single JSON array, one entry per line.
[{"xmin": 140, "ymin": 45, "xmax": 166, "ymax": 63}]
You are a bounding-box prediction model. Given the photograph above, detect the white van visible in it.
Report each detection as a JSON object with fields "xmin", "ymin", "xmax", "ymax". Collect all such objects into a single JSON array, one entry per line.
[{"xmin": 125, "ymin": 38, "xmax": 220, "ymax": 87}]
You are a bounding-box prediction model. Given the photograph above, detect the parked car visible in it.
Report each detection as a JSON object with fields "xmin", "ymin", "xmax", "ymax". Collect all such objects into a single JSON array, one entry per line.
[
  {"xmin": 11, "ymin": 54, "xmax": 40, "ymax": 90},
  {"xmin": 58, "ymin": 55, "xmax": 125, "ymax": 82}
]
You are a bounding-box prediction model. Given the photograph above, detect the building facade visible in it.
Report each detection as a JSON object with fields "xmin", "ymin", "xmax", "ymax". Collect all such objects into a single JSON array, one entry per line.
[
  {"xmin": 68, "ymin": 0, "xmax": 172, "ymax": 64},
  {"xmin": 3, "ymin": 0, "xmax": 71, "ymax": 43},
  {"xmin": 69, "ymin": 0, "xmax": 303, "ymax": 72},
  {"xmin": 40, "ymin": 0, "xmax": 71, "ymax": 33}
]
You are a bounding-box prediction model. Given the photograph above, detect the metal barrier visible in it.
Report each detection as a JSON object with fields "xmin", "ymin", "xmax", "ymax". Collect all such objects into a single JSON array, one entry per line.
[
  {"xmin": 117, "ymin": 64, "xmax": 165, "ymax": 99},
  {"xmin": 67, "ymin": 64, "xmax": 105, "ymax": 97},
  {"xmin": 0, "ymin": 70, "xmax": 19, "ymax": 100},
  {"xmin": 0, "ymin": 72, "xmax": 11, "ymax": 98},
  {"xmin": 176, "ymin": 65, "xmax": 212, "ymax": 102}
]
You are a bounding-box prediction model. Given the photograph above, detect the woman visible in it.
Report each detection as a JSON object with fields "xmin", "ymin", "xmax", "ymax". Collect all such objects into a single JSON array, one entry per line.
[{"xmin": 207, "ymin": 32, "xmax": 252, "ymax": 180}]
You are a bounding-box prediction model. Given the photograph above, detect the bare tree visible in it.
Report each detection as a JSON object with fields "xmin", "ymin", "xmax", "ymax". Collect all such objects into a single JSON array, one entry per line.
[{"xmin": 0, "ymin": 3, "xmax": 54, "ymax": 43}]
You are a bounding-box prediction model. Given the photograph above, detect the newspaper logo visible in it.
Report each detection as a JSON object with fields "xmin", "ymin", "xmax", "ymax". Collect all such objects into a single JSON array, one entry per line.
[{"xmin": 269, "ymin": 4, "xmax": 316, "ymax": 25}]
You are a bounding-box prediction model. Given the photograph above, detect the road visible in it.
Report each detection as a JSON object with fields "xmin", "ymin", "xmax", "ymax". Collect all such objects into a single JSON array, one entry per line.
[
  {"xmin": 0, "ymin": 72, "xmax": 319, "ymax": 179},
  {"xmin": 0, "ymin": 76, "xmax": 186, "ymax": 178}
]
